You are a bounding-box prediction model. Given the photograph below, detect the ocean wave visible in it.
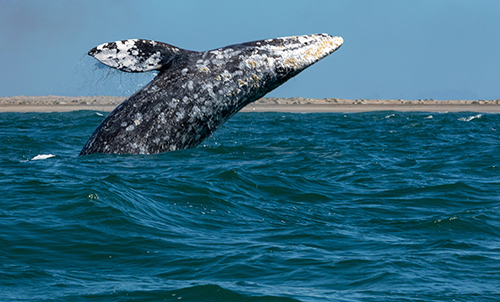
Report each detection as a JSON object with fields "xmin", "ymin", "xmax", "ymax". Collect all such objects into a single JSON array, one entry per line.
[{"xmin": 1, "ymin": 111, "xmax": 500, "ymax": 301}]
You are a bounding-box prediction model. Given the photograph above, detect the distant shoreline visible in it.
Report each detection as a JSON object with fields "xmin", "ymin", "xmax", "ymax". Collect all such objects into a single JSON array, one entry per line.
[{"xmin": 1, "ymin": 95, "xmax": 500, "ymax": 113}]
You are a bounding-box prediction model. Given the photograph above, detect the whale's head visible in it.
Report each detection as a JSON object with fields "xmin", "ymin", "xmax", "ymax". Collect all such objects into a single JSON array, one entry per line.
[
  {"xmin": 234, "ymin": 33, "xmax": 343, "ymax": 91},
  {"xmin": 265, "ymin": 34, "xmax": 343, "ymax": 75}
]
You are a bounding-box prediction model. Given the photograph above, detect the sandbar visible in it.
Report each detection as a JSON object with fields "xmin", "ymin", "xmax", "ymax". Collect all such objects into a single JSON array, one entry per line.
[{"xmin": 1, "ymin": 96, "xmax": 499, "ymax": 113}]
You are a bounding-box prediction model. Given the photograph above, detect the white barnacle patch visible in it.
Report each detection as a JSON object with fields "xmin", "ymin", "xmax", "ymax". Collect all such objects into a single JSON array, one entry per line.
[
  {"xmin": 231, "ymin": 88, "xmax": 241, "ymax": 96},
  {"xmin": 202, "ymin": 101, "xmax": 214, "ymax": 116},
  {"xmin": 247, "ymin": 60, "xmax": 258, "ymax": 68},
  {"xmin": 187, "ymin": 81, "xmax": 194, "ymax": 91},
  {"xmin": 148, "ymin": 85, "xmax": 159, "ymax": 93},
  {"xmin": 175, "ymin": 110, "xmax": 185, "ymax": 121},
  {"xmin": 201, "ymin": 82, "xmax": 216, "ymax": 98},
  {"xmin": 181, "ymin": 68, "xmax": 189, "ymax": 75},
  {"xmin": 126, "ymin": 125, "xmax": 135, "ymax": 131},
  {"xmin": 283, "ymin": 57, "xmax": 299, "ymax": 68},
  {"xmin": 252, "ymin": 74, "xmax": 260, "ymax": 87},
  {"xmin": 221, "ymin": 70, "xmax": 232, "ymax": 82},
  {"xmin": 158, "ymin": 112, "xmax": 167, "ymax": 124},
  {"xmin": 192, "ymin": 105, "xmax": 203, "ymax": 118},
  {"xmin": 121, "ymin": 122, "xmax": 128, "ymax": 127},
  {"xmin": 209, "ymin": 49, "xmax": 222, "ymax": 56},
  {"xmin": 169, "ymin": 98, "xmax": 180, "ymax": 108},
  {"xmin": 134, "ymin": 113, "xmax": 143, "ymax": 125},
  {"xmin": 196, "ymin": 59, "xmax": 211, "ymax": 73},
  {"xmin": 237, "ymin": 79, "xmax": 248, "ymax": 87},
  {"xmin": 211, "ymin": 48, "xmax": 242, "ymax": 66},
  {"xmin": 238, "ymin": 53, "xmax": 272, "ymax": 71}
]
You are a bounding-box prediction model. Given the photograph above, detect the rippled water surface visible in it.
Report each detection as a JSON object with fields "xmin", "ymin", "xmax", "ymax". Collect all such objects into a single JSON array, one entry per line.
[{"xmin": 1, "ymin": 111, "xmax": 500, "ymax": 301}]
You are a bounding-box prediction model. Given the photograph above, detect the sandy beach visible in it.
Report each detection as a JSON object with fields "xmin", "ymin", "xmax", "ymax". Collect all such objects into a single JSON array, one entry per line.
[{"xmin": 1, "ymin": 95, "xmax": 500, "ymax": 113}]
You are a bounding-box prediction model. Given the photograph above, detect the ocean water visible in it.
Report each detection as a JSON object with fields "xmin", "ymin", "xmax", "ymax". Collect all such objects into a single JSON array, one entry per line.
[{"xmin": 1, "ymin": 110, "xmax": 500, "ymax": 301}]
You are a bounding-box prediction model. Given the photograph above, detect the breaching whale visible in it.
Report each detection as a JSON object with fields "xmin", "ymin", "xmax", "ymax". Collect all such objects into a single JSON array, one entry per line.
[{"xmin": 79, "ymin": 34, "xmax": 343, "ymax": 155}]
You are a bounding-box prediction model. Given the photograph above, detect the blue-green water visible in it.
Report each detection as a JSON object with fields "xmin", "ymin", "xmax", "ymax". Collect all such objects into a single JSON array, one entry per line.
[{"xmin": 1, "ymin": 111, "xmax": 500, "ymax": 301}]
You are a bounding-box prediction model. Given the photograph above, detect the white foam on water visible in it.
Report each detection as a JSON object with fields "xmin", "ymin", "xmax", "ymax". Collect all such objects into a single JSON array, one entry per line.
[
  {"xmin": 31, "ymin": 154, "xmax": 55, "ymax": 161},
  {"xmin": 458, "ymin": 114, "xmax": 482, "ymax": 122}
]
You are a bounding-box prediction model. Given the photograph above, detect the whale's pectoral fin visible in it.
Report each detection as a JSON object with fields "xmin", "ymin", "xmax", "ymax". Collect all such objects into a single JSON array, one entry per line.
[{"xmin": 88, "ymin": 39, "xmax": 186, "ymax": 73}]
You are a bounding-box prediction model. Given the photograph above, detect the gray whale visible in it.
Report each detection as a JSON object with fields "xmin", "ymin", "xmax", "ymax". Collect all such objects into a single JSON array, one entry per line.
[{"xmin": 80, "ymin": 34, "xmax": 343, "ymax": 155}]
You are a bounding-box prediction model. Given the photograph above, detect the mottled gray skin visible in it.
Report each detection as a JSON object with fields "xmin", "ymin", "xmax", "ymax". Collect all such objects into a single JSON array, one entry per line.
[{"xmin": 80, "ymin": 34, "xmax": 343, "ymax": 155}]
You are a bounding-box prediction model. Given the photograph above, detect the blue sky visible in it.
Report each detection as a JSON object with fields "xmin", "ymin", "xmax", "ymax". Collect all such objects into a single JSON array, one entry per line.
[{"xmin": 1, "ymin": 0, "xmax": 499, "ymax": 100}]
